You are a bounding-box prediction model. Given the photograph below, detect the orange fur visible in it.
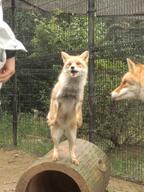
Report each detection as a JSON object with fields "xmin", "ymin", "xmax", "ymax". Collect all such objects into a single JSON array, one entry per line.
[{"xmin": 111, "ymin": 58, "xmax": 144, "ymax": 101}]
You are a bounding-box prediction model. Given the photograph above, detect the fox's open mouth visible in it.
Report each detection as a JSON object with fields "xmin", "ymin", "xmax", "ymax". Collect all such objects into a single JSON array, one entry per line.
[
  {"xmin": 71, "ymin": 70, "xmax": 79, "ymax": 77},
  {"xmin": 112, "ymin": 92, "xmax": 127, "ymax": 101}
]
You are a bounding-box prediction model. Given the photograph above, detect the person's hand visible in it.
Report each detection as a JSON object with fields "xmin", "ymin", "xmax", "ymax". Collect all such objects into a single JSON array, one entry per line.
[{"xmin": 0, "ymin": 57, "xmax": 15, "ymax": 82}]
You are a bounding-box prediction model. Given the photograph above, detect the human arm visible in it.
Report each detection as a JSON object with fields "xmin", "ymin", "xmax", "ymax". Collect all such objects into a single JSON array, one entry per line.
[{"xmin": 0, "ymin": 50, "xmax": 16, "ymax": 82}]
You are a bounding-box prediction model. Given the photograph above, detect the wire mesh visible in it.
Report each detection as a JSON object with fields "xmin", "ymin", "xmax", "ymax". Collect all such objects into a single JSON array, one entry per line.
[
  {"xmin": 0, "ymin": 0, "xmax": 144, "ymax": 183},
  {"xmin": 94, "ymin": 15, "xmax": 144, "ymax": 182}
]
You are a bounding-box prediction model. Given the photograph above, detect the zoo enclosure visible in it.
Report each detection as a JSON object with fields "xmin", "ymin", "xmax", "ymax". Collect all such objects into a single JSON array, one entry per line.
[{"xmin": 0, "ymin": 0, "xmax": 144, "ymax": 183}]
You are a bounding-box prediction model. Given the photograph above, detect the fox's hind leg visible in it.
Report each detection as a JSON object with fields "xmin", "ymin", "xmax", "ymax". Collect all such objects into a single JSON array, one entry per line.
[
  {"xmin": 50, "ymin": 126, "xmax": 64, "ymax": 161},
  {"xmin": 66, "ymin": 126, "xmax": 79, "ymax": 165}
]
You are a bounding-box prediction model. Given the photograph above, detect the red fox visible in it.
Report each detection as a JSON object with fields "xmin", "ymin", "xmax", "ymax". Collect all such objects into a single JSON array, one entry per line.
[
  {"xmin": 47, "ymin": 51, "xmax": 89, "ymax": 165},
  {"xmin": 111, "ymin": 58, "xmax": 144, "ymax": 101}
]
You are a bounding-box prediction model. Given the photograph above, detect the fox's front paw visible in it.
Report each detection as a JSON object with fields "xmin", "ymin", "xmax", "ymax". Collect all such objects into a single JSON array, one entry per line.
[{"xmin": 47, "ymin": 116, "xmax": 56, "ymax": 126}]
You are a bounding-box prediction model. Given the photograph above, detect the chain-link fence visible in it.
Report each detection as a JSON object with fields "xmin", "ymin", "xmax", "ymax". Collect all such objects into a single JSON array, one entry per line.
[{"xmin": 0, "ymin": 0, "xmax": 144, "ymax": 183}]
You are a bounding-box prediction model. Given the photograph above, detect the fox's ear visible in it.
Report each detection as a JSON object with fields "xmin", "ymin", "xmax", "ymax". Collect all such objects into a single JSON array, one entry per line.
[
  {"xmin": 127, "ymin": 58, "xmax": 136, "ymax": 73},
  {"xmin": 80, "ymin": 51, "xmax": 89, "ymax": 64},
  {"xmin": 61, "ymin": 52, "xmax": 70, "ymax": 63}
]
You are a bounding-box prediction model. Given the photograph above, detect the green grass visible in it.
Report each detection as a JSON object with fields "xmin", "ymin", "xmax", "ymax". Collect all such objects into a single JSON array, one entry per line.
[
  {"xmin": 0, "ymin": 112, "xmax": 53, "ymax": 155},
  {"xmin": 17, "ymin": 113, "xmax": 53, "ymax": 155},
  {"xmin": 0, "ymin": 112, "xmax": 13, "ymax": 147},
  {"xmin": 110, "ymin": 146, "xmax": 144, "ymax": 182}
]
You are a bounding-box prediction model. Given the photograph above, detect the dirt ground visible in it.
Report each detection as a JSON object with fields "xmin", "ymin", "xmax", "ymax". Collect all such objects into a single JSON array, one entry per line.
[
  {"xmin": 0, "ymin": 149, "xmax": 36, "ymax": 192},
  {"xmin": 0, "ymin": 149, "xmax": 144, "ymax": 192}
]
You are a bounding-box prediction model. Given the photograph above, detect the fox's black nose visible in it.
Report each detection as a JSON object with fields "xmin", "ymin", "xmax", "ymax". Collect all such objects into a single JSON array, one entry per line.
[{"xmin": 71, "ymin": 66, "xmax": 75, "ymax": 70}]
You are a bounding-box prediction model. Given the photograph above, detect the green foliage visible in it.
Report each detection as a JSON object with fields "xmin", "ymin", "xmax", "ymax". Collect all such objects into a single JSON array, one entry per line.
[
  {"xmin": 31, "ymin": 12, "xmax": 88, "ymax": 56},
  {"xmin": 98, "ymin": 17, "xmax": 144, "ymax": 60}
]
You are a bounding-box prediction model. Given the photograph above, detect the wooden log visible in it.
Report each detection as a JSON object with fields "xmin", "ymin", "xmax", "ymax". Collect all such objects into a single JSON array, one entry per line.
[{"xmin": 16, "ymin": 139, "xmax": 110, "ymax": 192}]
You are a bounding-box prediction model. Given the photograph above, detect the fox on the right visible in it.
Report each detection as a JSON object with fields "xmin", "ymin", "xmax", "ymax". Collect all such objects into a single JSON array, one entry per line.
[{"xmin": 111, "ymin": 58, "xmax": 144, "ymax": 101}]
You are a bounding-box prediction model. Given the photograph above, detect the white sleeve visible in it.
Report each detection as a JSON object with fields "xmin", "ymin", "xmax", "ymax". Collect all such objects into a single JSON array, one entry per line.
[
  {"xmin": 0, "ymin": 0, "xmax": 27, "ymax": 52},
  {"xmin": 0, "ymin": 21, "xmax": 27, "ymax": 51}
]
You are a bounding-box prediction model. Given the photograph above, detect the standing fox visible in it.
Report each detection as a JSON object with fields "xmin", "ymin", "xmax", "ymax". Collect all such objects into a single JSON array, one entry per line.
[
  {"xmin": 111, "ymin": 58, "xmax": 144, "ymax": 101},
  {"xmin": 47, "ymin": 51, "xmax": 89, "ymax": 165}
]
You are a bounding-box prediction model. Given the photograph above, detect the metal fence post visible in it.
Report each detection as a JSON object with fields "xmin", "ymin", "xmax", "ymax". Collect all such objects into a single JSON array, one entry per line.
[
  {"xmin": 88, "ymin": 0, "xmax": 95, "ymax": 142},
  {"xmin": 11, "ymin": 0, "xmax": 17, "ymax": 146}
]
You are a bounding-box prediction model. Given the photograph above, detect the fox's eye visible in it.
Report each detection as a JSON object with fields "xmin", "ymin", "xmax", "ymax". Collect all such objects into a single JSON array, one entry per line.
[
  {"xmin": 122, "ymin": 80, "xmax": 127, "ymax": 84},
  {"xmin": 66, "ymin": 62, "xmax": 71, "ymax": 67},
  {"xmin": 76, "ymin": 62, "xmax": 82, "ymax": 67},
  {"xmin": 122, "ymin": 80, "xmax": 133, "ymax": 86}
]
